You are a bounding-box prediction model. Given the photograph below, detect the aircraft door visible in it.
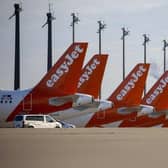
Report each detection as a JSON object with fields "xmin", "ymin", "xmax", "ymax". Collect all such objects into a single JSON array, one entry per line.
[{"xmin": 22, "ymin": 94, "xmax": 32, "ymax": 111}]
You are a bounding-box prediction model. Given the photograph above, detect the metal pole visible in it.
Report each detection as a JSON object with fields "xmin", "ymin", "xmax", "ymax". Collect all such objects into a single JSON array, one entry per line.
[
  {"xmin": 142, "ymin": 34, "xmax": 150, "ymax": 95},
  {"xmin": 47, "ymin": 13, "xmax": 52, "ymax": 71},
  {"xmin": 42, "ymin": 6, "xmax": 55, "ymax": 72},
  {"xmin": 123, "ymin": 30, "xmax": 125, "ymax": 81},
  {"xmin": 143, "ymin": 34, "xmax": 150, "ymax": 64},
  {"xmin": 163, "ymin": 40, "xmax": 168, "ymax": 72},
  {"xmin": 9, "ymin": 4, "xmax": 22, "ymax": 90},
  {"xmin": 97, "ymin": 21, "xmax": 106, "ymax": 55},
  {"xmin": 121, "ymin": 27, "xmax": 129, "ymax": 81},
  {"xmin": 144, "ymin": 40, "xmax": 146, "ymax": 64},
  {"xmin": 72, "ymin": 14, "xmax": 75, "ymax": 43},
  {"xmin": 15, "ymin": 4, "xmax": 20, "ymax": 90},
  {"xmin": 99, "ymin": 26, "xmax": 101, "ymax": 55},
  {"xmin": 143, "ymin": 38, "xmax": 146, "ymax": 96},
  {"xmin": 98, "ymin": 21, "xmax": 102, "ymax": 55},
  {"xmin": 164, "ymin": 45, "xmax": 166, "ymax": 72},
  {"xmin": 98, "ymin": 22, "xmax": 101, "ymax": 98},
  {"xmin": 97, "ymin": 21, "xmax": 106, "ymax": 99}
]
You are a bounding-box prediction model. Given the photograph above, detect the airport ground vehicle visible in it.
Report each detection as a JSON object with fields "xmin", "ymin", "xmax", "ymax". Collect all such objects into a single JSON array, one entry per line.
[{"xmin": 13, "ymin": 114, "xmax": 62, "ymax": 128}]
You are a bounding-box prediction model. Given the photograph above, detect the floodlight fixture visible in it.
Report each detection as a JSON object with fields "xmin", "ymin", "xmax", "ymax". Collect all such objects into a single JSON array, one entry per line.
[
  {"xmin": 143, "ymin": 34, "xmax": 150, "ymax": 46},
  {"xmin": 71, "ymin": 13, "xmax": 80, "ymax": 43},
  {"xmin": 121, "ymin": 27, "xmax": 129, "ymax": 40}
]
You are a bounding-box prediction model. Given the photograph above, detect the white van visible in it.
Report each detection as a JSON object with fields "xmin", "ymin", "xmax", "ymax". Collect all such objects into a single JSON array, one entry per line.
[{"xmin": 13, "ymin": 114, "xmax": 62, "ymax": 128}]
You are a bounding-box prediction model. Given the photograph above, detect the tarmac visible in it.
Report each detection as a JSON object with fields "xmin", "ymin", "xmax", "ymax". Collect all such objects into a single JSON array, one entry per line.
[{"xmin": 1, "ymin": 128, "xmax": 168, "ymax": 168}]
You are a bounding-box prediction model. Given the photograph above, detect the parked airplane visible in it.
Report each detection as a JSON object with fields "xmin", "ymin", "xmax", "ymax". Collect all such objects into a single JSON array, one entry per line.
[
  {"xmin": 119, "ymin": 70, "xmax": 168, "ymax": 127},
  {"xmin": 64, "ymin": 63, "xmax": 150, "ymax": 127},
  {"xmin": 0, "ymin": 42, "xmax": 95, "ymax": 126},
  {"xmin": 50, "ymin": 54, "xmax": 112, "ymax": 120}
]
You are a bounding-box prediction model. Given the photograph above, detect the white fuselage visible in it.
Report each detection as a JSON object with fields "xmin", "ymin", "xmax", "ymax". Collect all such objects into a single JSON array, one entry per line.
[
  {"xmin": 0, "ymin": 89, "xmax": 31, "ymax": 127},
  {"xmin": 0, "ymin": 89, "xmax": 112, "ymax": 128}
]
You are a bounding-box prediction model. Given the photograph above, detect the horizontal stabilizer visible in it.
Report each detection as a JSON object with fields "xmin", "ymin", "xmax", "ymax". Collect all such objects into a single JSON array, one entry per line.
[
  {"xmin": 73, "ymin": 99, "xmax": 113, "ymax": 111},
  {"xmin": 93, "ymin": 99, "xmax": 113, "ymax": 111},
  {"xmin": 118, "ymin": 104, "xmax": 155, "ymax": 115},
  {"xmin": 148, "ymin": 112, "xmax": 165, "ymax": 118},
  {"xmin": 137, "ymin": 105, "xmax": 155, "ymax": 116},
  {"xmin": 117, "ymin": 106, "xmax": 144, "ymax": 115},
  {"xmin": 49, "ymin": 93, "xmax": 94, "ymax": 107}
]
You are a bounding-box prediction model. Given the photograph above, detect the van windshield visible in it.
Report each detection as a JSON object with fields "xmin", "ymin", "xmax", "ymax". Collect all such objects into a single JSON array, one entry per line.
[{"xmin": 46, "ymin": 116, "xmax": 55, "ymax": 123}]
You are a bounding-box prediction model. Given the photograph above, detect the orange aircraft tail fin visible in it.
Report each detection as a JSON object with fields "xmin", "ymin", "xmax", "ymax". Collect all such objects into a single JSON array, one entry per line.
[
  {"xmin": 108, "ymin": 63, "xmax": 150, "ymax": 107},
  {"xmin": 6, "ymin": 43, "xmax": 88, "ymax": 122},
  {"xmin": 77, "ymin": 54, "xmax": 108, "ymax": 98},
  {"xmin": 32, "ymin": 42, "xmax": 88, "ymax": 97},
  {"xmin": 142, "ymin": 71, "xmax": 168, "ymax": 111}
]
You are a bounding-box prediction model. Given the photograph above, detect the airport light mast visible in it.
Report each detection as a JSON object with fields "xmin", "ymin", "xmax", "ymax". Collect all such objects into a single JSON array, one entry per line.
[
  {"xmin": 97, "ymin": 20, "xmax": 106, "ymax": 99},
  {"xmin": 9, "ymin": 3, "xmax": 22, "ymax": 90},
  {"xmin": 121, "ymin": 27, "xmax": 130, "ymax": 81},
  {"xmin": 71, "ymin": 13, "xmax": 80, "ymax": 44},
  {"xmin": 42, "ymin": 4, "xmax": 55, "ymax": 72},
  {"xmin": 142, "ymin": 34, "xmax": 150, "ymax": 95},
  {"xmin": 97, "ymin": 20, "xmax": 106, "ymax": 55},
  {"xmin": 143, "ymin": 34, "xmax": 150, "ymax": 64},
  {"xmin": 163, "ymin": 40, "xmax": 168, "ymax": 72}
]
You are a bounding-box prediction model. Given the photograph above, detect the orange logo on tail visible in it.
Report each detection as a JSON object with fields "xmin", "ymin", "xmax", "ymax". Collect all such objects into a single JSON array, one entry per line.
[
  {"xmin": 146, "ymin": 75, "xmax": 168, "ymax": 105},
  {"xmin": 46, "ymin": 45, "xmax": 84, "ymax": 88},
  {"xmin": 78, "ymin": 58, "xmax": 100, "ymax": 88},
  {"xmin": 116, "ymin": 65, "xmax": 147, "ymax": 101}
]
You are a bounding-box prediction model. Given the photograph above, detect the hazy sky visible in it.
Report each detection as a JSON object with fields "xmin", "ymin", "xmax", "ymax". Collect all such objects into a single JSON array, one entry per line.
[{"xmin": 0, "ymin": 0, "xmax": 168, "ymax": 98}]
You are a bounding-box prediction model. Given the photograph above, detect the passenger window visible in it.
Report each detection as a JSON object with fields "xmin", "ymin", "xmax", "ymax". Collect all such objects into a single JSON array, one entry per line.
[
  {"xmin": 26, "ymin": 116, "xmax": 44, "ymax": 121},
  {"xmin": 35, "ymin": 116, "xmax": 44, "ymax": 121},
  {"xmin": 26, "ymin": 116, "xmax": 34, "ymax": 121}
]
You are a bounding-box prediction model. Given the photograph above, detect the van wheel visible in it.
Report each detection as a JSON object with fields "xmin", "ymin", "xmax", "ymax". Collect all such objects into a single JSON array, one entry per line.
[{"xmin": 28, "ymin": 126, "xmax": 34, "ymax": 128}]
